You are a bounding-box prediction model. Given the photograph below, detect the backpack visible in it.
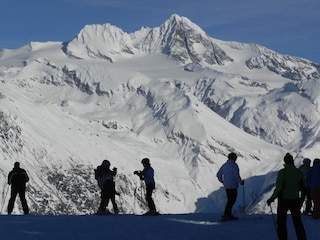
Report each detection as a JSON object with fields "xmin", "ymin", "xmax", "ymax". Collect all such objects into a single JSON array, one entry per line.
[{"xmin": 94, "ymin": 165, "xmax": 104, "ymax": 180}]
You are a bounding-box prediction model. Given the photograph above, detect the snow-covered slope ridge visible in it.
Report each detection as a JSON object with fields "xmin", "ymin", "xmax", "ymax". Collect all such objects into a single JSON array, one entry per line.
[{"xmin": 0, "ymin": 14, "xmax": 319, "ymax": 215}]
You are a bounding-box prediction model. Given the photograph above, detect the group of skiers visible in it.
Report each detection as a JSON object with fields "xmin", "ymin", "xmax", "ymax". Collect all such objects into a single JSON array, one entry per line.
[
  {"xmin": 217, "ymin": 152, "xmax": 320, "ymax": 240},
  {"xmin": 94, "ymin": 157, "xmax": 157, "ymax": 216},
  {"xmin": 4, "ymin": 152, "xmax": 320, "ymax": 239},
  {"xmin": 299, "ymin": 157, "xmax": 320, "ymax": 220},
  {"xmin": 4, "ymin": 158, "xmax": 157, "ymax": 216}
]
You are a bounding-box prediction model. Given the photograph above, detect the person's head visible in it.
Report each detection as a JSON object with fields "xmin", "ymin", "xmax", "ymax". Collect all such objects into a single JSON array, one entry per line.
[
  {"xmin": 228, "ymin": 152, "xmax": 237, "ymax": 161},
  {"xmin": 313, "ymin": 158, "xmax": 320, "ymax": 166},
  {"xmin": 14, "ymin": 162, "xmax": 20, "ymax": 169},
  {"xmin": 102, "ymin": 160, "xmax": 110, "ymax": 169},
  {"xmin": 284, "ymin": 153, "xmax": 294, "ymax": 165},
  {"xmin": 141, "ymin": 158, "xmax": 150, "ymax": 167},
  {"xmin": 303, "ymin": 158, "xmax": 311, "ymax": 166}
]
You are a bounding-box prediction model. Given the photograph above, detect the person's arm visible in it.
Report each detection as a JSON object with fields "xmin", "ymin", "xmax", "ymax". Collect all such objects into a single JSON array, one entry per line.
[
  {"xmin": 267, "ymin": 170, "xmax": 284, "ymax": 205},
  {"xmin": 111, "ymin": 167, "xmax": 117, "ymax": 176},
  {"xmin": 8, "ymin": 172, "xmax": 12, "ymax": 185},
  {"xmin": 216, "ymin": 166, "xmax": 223, "ymax": 183},
  {"xmin": 24, "ymin": 170, "xmax": 29, "ymax": 183},
  {"xmin": 234, "ymin": 164, "xmax": 243, "ymax": 185},
  {"xmin": 134, "ymin": 170, "xmax": 144, "ymax": 180}
]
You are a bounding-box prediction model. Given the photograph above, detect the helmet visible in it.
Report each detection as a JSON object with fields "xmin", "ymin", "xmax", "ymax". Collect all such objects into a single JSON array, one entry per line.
[
  {"xmin": 102, "ymin": 160, "xmax": 110, "ymax": 168},
  {"xmin": 141, "ymin": 158, "xmax": 150, "ymax": 165}
]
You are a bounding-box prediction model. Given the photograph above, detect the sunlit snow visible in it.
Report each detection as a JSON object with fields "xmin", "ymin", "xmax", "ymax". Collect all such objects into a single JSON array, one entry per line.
[{"xmin": 0, "ymin": 14, "xmax": 320, "ymax": 239}]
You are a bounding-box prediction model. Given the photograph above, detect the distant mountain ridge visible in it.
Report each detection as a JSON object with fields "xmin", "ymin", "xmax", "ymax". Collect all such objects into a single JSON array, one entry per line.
[{"xmin": 0, "ymin": 14, "xmax": 319, "ymax": 215}]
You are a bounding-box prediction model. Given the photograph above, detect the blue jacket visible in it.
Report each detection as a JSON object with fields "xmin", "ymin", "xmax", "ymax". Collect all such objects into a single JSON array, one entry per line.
[
  {"xmin": 307, "ymin": 164, "xmax": 320, "ymax": 188},
  {"xmin": 141, "ymin": 166, "xmax": 155, "ymax": 185},
  {"xmin": 216, "ymin": 160, "xmax": 242, "ymax": 189}
]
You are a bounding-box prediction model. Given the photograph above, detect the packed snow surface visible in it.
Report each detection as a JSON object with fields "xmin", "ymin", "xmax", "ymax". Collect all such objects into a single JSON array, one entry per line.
[{"xmin": 0, "ymin": 213, "xmax": 319, "ymax": 240}]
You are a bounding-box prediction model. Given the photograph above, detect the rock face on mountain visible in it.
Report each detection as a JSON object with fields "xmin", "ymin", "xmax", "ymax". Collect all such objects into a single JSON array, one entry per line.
[
  {"xmin": 0, "ymin": 14, "xmax": 319, "ymax": 215},
  {"xmin": 64, "ymin": 14, "xmax": 233, "ymax": 65}
]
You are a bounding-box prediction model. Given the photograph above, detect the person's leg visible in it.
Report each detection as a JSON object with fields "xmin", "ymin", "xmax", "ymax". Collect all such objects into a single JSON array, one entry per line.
[
  {"xmin": 7, "ymin": 187, "xmax": 18, "ymax": 214},
  {"xmin": 299, "ymin": 189, "xmax": 307, "ymax": 212},
  {"xmin": 110, "ymin": 194, "xmax": 119, "ymax": 213},
  {"xmin": 146, "ymin": 184, "xmax": 156, "ymax": 212},
  {"xmin": 289, "ymin": 199, "xmax": 307, "ymax": 240},
  {"xmin": 224, "ymin": 188, "xmax": 237, "ymax": 217},
  {"xmin": 98, "ymin": 184, "xmax": 108, "ymax": 213},
  {"xmin": 305, "ymin": 187, "xmax": 312, "ymax": 214},
  {"xmin": 111, "ymin": 182, "xmax": 119, "ymax": 213},
  {"xmin": 18, "ymin": 187, "xmax": 29, "ymax": 214},
  {"xmin": 311, "ymin": 187, "xmax": 320, "ymax": 219},
  {"xmin": 277, "ymin": 199, "xmax": 288, "ymax": 240}
]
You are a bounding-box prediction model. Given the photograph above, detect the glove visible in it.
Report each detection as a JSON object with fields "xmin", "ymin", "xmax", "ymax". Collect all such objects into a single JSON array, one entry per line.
[
  {"xmin": 133, "ymin": 171, "xmax": 140, "ymax": 175},
  {"xmin": 267, "ymin": 197, "xmax": 274, "ymax": 206}
]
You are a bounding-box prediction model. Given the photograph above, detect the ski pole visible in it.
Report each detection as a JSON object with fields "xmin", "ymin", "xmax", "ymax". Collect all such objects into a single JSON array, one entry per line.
[
  {"xmin": 242, "ymin": 183, "xmax": 245, "ymax": 219},
  {"xmin": 133, "ymin": 185, "xmax": 137, "ymax": 212},
  {"xmin": 269, "ymin": 204, "xmax": 279, "ymax": 240},
  {"xmin": 140, "ymin": 180, "xmax": 144, "ymax": 197}
]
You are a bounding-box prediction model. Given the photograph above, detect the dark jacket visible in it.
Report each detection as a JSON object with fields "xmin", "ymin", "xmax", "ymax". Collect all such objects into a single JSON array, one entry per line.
[
  {"xmin": 270, "ymin": 164, "xmax": 305, "ymax": 200},
  {"xmin": 8, "ymin": 167, "xmax": 29, "ymax": 187},
  {"xmin": 96, "ymin": 165, "xmax": 117, "ymax": 189}
]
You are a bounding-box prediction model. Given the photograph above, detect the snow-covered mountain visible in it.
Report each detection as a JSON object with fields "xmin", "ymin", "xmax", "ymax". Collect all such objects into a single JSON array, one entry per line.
[{"xmin": 0, "ymin": 14, "xmax": 319, "ymax": 215}]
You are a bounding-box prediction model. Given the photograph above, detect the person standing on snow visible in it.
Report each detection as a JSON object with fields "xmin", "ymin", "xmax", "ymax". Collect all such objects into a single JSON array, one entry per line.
[
  {"xmin": 216, "ymin": 152, "xmax": 244, "ymax": 220},
  {"xmin": 134, "ymin": 158, "xmax": 157, "ymax": 215},
  {"xmin": 267, "ymin": 153, "xmax": 307, "ymax": 240},
  {"xmin": 299, "ymin": 158, "xmax": 312, "ymax": 215},
  {"xmin": 306, "ymin": 158, "xmax": 320, "ymax": 219},
  {"xmin": 7, "ymin": 162, "xmax": 29, "ymax": 215},
  {"xmin": 95, "ymin": 160, "xmax": 119, "ymax": 215}
]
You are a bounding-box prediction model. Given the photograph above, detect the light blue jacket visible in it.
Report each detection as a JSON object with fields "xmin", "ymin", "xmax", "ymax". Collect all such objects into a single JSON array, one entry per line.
[{"xmin": 217, "ymin": 160, "xmax": 242, "ymax": 189}]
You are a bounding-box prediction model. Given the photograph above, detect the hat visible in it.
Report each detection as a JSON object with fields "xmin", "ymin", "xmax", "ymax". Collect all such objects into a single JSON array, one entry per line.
[
  {"xmin": 314, "ymin": 158, "xmax": 320, "ymax": 165},
  {"xmin": 284, "ymin": 153, "xmax": 294, "ymax": 164},
  {"xmin": 228, "ymin": 152, "xmax": 237, "ymax": 161},
  {"xmin": 303, "ymin": 158, "xmax": 311, "ymax": 164},
  {"xmin": 102, "ymin": 160, "xmax": 110, "ymax": 168},
  {"xmin": 141, "ymin": 158, "xmax": 150, "ymax": 165}
]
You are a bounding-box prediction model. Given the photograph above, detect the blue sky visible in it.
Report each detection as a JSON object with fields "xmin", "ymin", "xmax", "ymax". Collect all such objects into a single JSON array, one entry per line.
[{"xmin": 0, "ymin": 0, "xmax": 319, "ymax": 63}]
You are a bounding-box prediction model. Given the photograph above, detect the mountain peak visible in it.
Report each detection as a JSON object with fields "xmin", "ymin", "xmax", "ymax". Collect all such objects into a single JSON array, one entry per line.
[
  {"xmin": 63, "ymin": 23, "xmax": 135, "ymax": 62},
  {"xmin": 62, "ymin": 15, "xmax": 233, "ymax": 65},
  {"xmin": 165, "ymin": 14, "xmax": 204, "ymax": 33},
  {"xmin": 166, "ymin": 14, "xmax": 190, "ymax": 26},
  {"xmin": 154, "ymin": 14, "xmax": 233, "ymax": 65}
]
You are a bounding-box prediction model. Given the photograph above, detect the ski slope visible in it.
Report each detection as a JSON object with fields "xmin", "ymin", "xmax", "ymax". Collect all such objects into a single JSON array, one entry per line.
[{"xmin": 0, "ymin": 213, "xmax": 318, "ymax": 240}]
